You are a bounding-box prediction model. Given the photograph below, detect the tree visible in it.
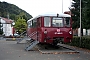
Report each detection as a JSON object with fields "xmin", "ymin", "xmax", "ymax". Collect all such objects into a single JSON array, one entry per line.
[
  {"xmin": 71, "ymin": 0, "xmax": 90, "ymax": 36},
  {"xmin": 15, "ymin": 12, "xmax": 29, "ymax": 21},
  {"xmin": 14, "ymin": 17, "xmax": 27, "ymax": 34},
  {"xmin": 72, "ymin": 0, "xmax": 90, "ymax": 29},
  {"xmin": 71, "ymin": 0, "xmax": 80, "ymax": 29},
  {"xmin": 82, "ymin": 0, "xmax": 90, "ymax": 29}
]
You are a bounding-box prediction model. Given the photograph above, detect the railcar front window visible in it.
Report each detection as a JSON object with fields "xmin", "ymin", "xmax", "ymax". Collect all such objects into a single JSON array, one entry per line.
[
  {"xmin": 64, "ymin": 17, "xmax": 70, "ymax": 27},
  {"xmin": 52, "ymin": 18, "xmax": 63, "ymax": 27},
  {"xmin": 44, "ymin": 17, "xmax": 51, "ymax": 27}
]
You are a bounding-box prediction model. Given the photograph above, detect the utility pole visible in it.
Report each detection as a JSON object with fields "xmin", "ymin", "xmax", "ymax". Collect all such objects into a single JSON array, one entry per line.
[
  {"xmin": 80, "ymin": 0, "xmax": 81, "ymax": 47},
  {"xmin": 62, "ymin": 0, "xmax": 63, "ymax": 13}
]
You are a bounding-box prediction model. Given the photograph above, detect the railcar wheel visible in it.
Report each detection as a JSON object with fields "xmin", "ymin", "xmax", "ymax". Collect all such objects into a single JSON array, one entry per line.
[
  {"xmin": 53, "ymin": 40, "xmax": 58, "ymax": 46},
  {"xmin": 53, "ymin": 43, "xmax": 57, "ymax": 46}
]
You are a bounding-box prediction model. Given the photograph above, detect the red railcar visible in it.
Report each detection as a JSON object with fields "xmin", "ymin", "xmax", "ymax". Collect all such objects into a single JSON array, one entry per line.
[{"xmin": 27, "ymin": 13, "xmax": 73, "ymax": 45}]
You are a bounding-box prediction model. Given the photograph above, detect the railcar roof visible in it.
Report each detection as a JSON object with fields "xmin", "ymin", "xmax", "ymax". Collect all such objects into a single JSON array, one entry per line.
[{"xmin": 27, "ymin": 13, "xmax": 71, "ymax": 23}]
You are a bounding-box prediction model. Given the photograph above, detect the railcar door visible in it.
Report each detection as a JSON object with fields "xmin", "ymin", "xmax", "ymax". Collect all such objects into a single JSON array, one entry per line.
[{"xmin": 37, "ymin": 18, "xmax": 42, "ymax": 42}]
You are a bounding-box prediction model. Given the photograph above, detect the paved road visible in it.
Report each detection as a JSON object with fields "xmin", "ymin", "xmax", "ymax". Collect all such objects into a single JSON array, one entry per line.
[{"xmin": 0, "ymin": 39, "xmax": 90, "ymax": 60}]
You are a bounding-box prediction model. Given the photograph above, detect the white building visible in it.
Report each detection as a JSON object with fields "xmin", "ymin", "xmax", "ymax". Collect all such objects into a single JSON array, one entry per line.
[
  {"xmin": 0, "ymin": 17, "xmax": 14, "ymax": 36},
  {"xmin": 78, "ymin": 28, "xmax": 87, "ymax": 36},
  {"xmin": 87, "ymin": 29, "xmax": 90, "ymax": 35}
]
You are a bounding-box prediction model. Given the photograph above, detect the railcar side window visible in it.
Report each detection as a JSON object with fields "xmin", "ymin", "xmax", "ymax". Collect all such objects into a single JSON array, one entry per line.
[
  {"xmin": 27, "ymin": 22, "xmax": 30, "ymax": 28},
  {"xmin": 64, "ymin": 17, "xmax": 70, "ymax": 27},
  {"xmin": 52, "ymin": 18, "xmax": 63, "ymax": 27},
  {"xmin": 37, "ymin": 18, "xmax": 41, "ymax": 27},
  {"xmin": 32, "ymin": 19, "xmax": 37, "ymax": 27},
  {"xmin": 44, "ymin": 17, "xmax": 51, "ymax": 27},
  {"xmin": 28, "ymin": 21, "xmax": 32, "ymax": 28}
]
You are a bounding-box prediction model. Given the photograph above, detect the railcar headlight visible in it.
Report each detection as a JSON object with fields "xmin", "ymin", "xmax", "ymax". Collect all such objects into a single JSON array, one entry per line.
[
  {"xmin": 69, "ymin": 31, "xmax": 72, "ymax": 34},
  {"xmin": 44, "ymin": 31, "xmax": 47, "ymax": 34}
]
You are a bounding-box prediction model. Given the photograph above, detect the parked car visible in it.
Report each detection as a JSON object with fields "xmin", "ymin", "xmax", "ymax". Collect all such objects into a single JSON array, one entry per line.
[{"xmin": 14, "ymin": 33, "xmax": 20, "ymax": 38}]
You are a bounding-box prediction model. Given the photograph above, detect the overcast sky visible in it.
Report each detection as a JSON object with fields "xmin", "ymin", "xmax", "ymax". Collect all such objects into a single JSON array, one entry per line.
[{"xmin": 0, "ymin": 0, "xmax": 72, "ymax": 17}]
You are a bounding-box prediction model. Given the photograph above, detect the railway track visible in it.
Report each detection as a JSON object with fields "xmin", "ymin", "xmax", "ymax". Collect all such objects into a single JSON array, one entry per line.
[{"xmin": 37, "ymin": 44, "xmax": 79, "ymax": 54}]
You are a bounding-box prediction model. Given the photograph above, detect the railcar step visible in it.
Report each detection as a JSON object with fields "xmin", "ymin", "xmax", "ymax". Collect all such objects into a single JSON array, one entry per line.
[{"xmin": 25, "ymin": 40, "xmax": 39, "ymax": 51}]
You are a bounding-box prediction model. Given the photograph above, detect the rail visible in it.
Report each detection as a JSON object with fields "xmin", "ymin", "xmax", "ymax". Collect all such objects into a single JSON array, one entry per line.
[{"xmin": 28, "ymin": 31, "xmax": 37, "ymax": 39}]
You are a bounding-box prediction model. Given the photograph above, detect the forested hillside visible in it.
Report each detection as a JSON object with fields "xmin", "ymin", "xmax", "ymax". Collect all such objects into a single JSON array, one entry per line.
[
  {"xmin": 0, "ymin": 1, "xmax": 33, "ymax": 35},
  {"xmin": 0, "ymin": 1, "xmax": 32, "ymax": 21}
]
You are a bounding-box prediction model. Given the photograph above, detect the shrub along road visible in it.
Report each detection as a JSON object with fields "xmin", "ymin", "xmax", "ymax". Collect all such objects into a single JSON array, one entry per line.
[{"xmin": 0, "ymin": 40, "xmax": 90, "ymax": 60}]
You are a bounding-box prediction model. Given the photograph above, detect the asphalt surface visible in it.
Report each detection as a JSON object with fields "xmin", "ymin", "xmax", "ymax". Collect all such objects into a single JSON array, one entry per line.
[{"xmin": 0, "ymin": 38, "xmax": 90, "ymax": 60}]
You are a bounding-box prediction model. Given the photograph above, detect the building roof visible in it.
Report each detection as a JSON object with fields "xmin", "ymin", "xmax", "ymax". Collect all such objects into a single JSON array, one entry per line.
[{"xmin": 0, "ymin": 17, "xmax": 13, "ymax": 24}]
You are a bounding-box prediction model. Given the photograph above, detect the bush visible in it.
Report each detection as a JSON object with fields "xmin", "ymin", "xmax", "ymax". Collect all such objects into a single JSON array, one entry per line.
[{"xmin": 69, "ymin": 36, "xmax": 90, "ymax": 49}]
